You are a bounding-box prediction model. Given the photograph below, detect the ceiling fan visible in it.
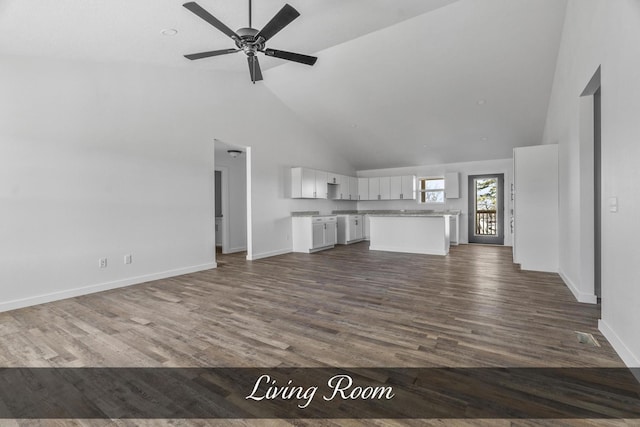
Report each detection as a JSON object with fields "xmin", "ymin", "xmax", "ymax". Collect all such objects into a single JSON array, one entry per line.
[{"xmin": 182, "ymin": 0, "xmax": 318, "ymax": 83}]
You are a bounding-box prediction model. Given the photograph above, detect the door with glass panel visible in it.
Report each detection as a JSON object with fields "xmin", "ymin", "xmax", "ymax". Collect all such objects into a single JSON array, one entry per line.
[{"xmin": 468, "ymin": 174, "xmax": 504, "ymax": 245}]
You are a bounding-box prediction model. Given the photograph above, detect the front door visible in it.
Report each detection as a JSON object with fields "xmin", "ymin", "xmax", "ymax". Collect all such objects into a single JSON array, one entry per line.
[{"xmin": 468, "ymin": 174, "xmax": 504, "ymax": 245}]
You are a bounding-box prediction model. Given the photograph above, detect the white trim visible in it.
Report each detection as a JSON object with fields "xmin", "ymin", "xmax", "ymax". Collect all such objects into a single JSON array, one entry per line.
[
  {"xmin": 559, "ymin": 268, "xmax": 598, "ymax": 304},
  {"xmin": 247, "ymin": 248, "xmax": 291, "ymax": 261},
  {"xmin": 0, "ymin": 262, "xmax": 217, "ymax": 314},
  {"xmin": 215, "ymin": 165, "xmax": 231, "ymax": 254},
  {"xmin": 369, "ymin": 245, "xmax": 447, "ymax": 256},
  {"xmin": 246, "ymin": 146, "xmax": 253, "ymax": 260},
  {"xmin": 599, "ymin": 319, "xmax": 640, "ymax": 369},
  {"xmin": 225, "ymin": 246, "xmax": 247, "ymax": 254}
]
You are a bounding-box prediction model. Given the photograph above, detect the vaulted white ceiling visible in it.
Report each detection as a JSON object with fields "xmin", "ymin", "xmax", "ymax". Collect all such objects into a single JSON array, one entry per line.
[
  {"xmin": 265, "ymin": 0, "xmax": 568, "ymax": 169},
  {"xmin": 0, "ymin": 0, "xmax": 567, "ymax": 170}
]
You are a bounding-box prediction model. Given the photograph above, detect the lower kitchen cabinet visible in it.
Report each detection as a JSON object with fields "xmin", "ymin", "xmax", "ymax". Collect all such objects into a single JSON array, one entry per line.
[
  {"xmin": 292, "ymin": 216, "xmax": 337, "ymax": 253},
  {"xmin": 337, "ymin": 215, "xmax": 364, "ymax": 244}
]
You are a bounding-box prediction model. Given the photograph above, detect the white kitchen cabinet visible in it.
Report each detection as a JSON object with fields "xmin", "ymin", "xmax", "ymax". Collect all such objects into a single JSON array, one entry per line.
[
  {"xmin": 291, "ymin": 167, "xmax": 314, "ymax": 198},
  {"xmin": 358, "ymin": 178, "xmax": 369, "ymax": 200},
  {"xmin": 445, "ymin": 172, "xmax": 460, "ymax": 198},
  {"xmin": 291, "ymin": 167, "xmax": 328, "ymax": 199},
  {"xmin": 349, "ymin": 177, "xmax": 359, "ymax": 201},
  {"xmin": 390, "ymin": 175, "xmax": 416, "ymax": 200},
  {"xmin": 368, "ymin": 176, "xmax": 391, "ymax": 200},
  {"xmin": 327, "ymin": 173, "xmax": 339, "ymax": 185},
  {"xmin": 312, "ymin": 222, "xmax": 325, "ymax": 248},
  {"xmin": 292, "ymin": 216, "xmax": 338, "ymax": 253},
  {"xmin": 390, "ymin": 176, "xmax": 402, "ymax": 199},
  {"xmin": 337, "ymin": 215, "xmax": 364, "ymax": 244},
  {"xmin": 513, "ymin": 145, "xmax": 558, "ymax": 272},
  {"xmin": 337, "ymin": 174, "xmax": 349, "ymax": 200},
  {"xmin": 315, "ymin": 171, "xmax": 328, "ymax": 199},
  {"xmin": 379, "ymin": 177, "xmax": 391, "ymax": 200},
  {"xmin": 324, "ymin": 221, "xmax": 337, "ymax": 246},
  {"xmin": 401, "ymin": 175, "xmax": 416, "ymax": 200},
  {"xmin": 368, "ymin": 177, "xmax": 380, "ymax": 200}
]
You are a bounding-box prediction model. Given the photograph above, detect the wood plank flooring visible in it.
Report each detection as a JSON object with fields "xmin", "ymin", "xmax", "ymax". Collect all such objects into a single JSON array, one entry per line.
[{"xmin": 0, "ymin": 243, "xmax": 635, "ymax": 425}]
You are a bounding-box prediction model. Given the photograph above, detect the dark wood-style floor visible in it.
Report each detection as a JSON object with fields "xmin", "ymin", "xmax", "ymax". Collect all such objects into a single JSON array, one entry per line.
[{"xmin": 0, "ymin": 243, "xmax": 634, "ymax": 426}]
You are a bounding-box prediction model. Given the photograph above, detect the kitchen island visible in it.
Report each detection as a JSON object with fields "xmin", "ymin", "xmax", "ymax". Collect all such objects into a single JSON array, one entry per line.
[{"xmin": 368, "ymin": 212, "xmax": 451, "ymax": 256}]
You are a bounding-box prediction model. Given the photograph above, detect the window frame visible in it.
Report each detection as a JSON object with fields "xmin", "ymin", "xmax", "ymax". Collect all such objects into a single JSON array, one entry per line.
[{"xmin": 417, "ymin": 176, "xmax": 446, "ymax": 204}]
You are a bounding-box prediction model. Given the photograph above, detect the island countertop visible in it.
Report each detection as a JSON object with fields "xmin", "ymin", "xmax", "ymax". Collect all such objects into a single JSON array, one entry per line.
[
  {"xmin": 331, "ymin": 209, "xmax": 461, "ymax": 216},
  {"xmin": 366, "ymin": 211, "xmax": 452, "ymax": 217}
]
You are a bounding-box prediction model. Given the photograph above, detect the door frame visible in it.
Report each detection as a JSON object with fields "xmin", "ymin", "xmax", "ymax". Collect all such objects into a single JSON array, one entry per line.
[
  {"xmin": 468, "ymin": 173, "xmax": 504, "ymax": 245},
  {"xmin": 579, "ymin": 65, "xmax": 601, "ymax": 302},
  {"xmin": 214, "ymin": 166, "xmax": 230, "ymax": 253}
]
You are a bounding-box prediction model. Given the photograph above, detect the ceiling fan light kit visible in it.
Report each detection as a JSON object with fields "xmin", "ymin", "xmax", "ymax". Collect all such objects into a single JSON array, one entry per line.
[{"xmin": 182, "ymin": 0, "xmax": 317, "ymax": 83}]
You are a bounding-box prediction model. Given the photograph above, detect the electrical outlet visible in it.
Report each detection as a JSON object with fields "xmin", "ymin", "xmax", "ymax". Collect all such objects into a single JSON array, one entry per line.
[
  {"xmin": 124, "ymin": 254, "xmax": 132, "ymax": 265},
  {"xmin": 99, "ymin": 258, "xmax": 107, "ymax": 268}
]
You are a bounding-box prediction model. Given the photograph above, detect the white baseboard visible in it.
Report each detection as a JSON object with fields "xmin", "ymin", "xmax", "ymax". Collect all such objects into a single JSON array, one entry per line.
[
  {"xmin": 369, "ymin": 245, "xmax": 447, "ymax": 256},
  {"xmin": 222, "ymin": 246, "xmax": 247, "ymax": 254},
  {"xmin": 599, "ymin": 319, "xmax": 640, "ymax": 369},
  {"xmin": 0, "ymin": 262, "xmax": 217, "ymax": 314},
  {"xmin": 247, "ymin": 248, "xmax": 292, "ymax": 261},
  {"xmin": 558, "ymin": 269, "xmax": 598, "ymax": 304}
]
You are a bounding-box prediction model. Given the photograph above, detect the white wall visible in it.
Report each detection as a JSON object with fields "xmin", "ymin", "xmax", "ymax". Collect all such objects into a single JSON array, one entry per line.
[
  {"xmin": 542, "ymin": 0, "xmax": 640, "ymax": 367},
  {"xmin": 512, "ymin": 145, "xmax": 559, "ymax": 273},
  {"xmin": 357, "ymin": 158, "xmax": 513, "ymax": 246},
  {"xmin": 0, "ymin": 54, "xmax": 353, "ymax": 309}
]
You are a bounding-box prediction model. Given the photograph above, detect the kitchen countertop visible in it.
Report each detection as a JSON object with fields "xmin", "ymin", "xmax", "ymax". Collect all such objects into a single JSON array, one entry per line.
[
  {"xmin": 292, "ymin": 210, "xmax": 461, "ymax": 217},
  {"xmin": 291, "ymin": 211, "xmax": 337, "ymax": 218},
  {"xmin": 333, "ymin": 209, "xmax": 461, "ymax": 216},
  {"xmin": 367, "ymin": 212, "xmax": 452, "ymax": 217}
]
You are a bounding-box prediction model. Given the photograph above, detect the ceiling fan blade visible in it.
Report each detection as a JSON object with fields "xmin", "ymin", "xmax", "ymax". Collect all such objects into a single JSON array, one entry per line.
[
  {"xmin": 263, "ymin": 49, "xmax": 317, "ymax": 66},
  {"xmin": 247, "ymin": 56, "xmax": 263, "ymax": 83},
  {"xmin": 255, "ymin": 4, "xmax": 300, "ymax": 42},
  {"xmin": 184, "ymin": 48, "xmax": 239, "ymax": 60},
  {"xmin": 183, "ymin": 2, "xmax": 239, "ymax": 40}
]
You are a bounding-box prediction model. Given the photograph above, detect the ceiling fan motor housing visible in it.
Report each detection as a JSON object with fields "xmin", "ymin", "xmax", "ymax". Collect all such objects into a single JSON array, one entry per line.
[{"xmin": 235, "ymin": 27, "xmax": 264, "ymax": 55}]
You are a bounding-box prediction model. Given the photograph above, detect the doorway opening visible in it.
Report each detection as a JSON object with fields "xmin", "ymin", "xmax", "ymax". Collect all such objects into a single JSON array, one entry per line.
[
  {"xmin": 580, "ymin": 66, "xmax": 601, "ymax": 302},
  {"xmin": 214, "ymin": 170, "xmax": 223, "ymax": 252},
  {"xmin": 214, "ymin": 139, "xmax": 248, "ymax": 262},
  {"xmin": 468, "ymin": 174, "xmax": 504, "ymax": 245},
  {"xmin": 594, "ymin": 86, "xmax": 602, "ymax": 299}
]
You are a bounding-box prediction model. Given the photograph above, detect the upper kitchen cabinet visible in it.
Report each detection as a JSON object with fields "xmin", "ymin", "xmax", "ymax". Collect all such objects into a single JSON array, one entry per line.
[
  {"xmin": 358, "ymin": 178, "xmax": 369, "ymax": 201},
  {"xmin": 445, "ymin": 172, "xmax": 460, "ymax": 199},
  {"xmin": 291, "ymin": 167, "xmax": 328, "ymax": 199},
  {"xmin": 379, "ymin": 177, "xmax": 391, "ymax": 200},
  {"xmin": 391, "ymin": 175, "xmax": 416, "ymax": 200},
  {"xmin": 348, "ymin": 177, "xmax": 359, "ymax": 201},
  {"xmin": 366, "ymin": 176, "xmax": 391, "ymax": 200},
  {"xmin": 337, "ymin": 175, "xmax": 350, "ymax": 200},
  {"xmin": 402, "ymin": 175, "xmax": 416, "ymax": 200},
  {"xmin": 315, "ymin": 171, "xmax": 328, "ymax": 199},
  {"xmin": 368, "ymin": 177, "xmax": 380, "ymax": 200}
]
